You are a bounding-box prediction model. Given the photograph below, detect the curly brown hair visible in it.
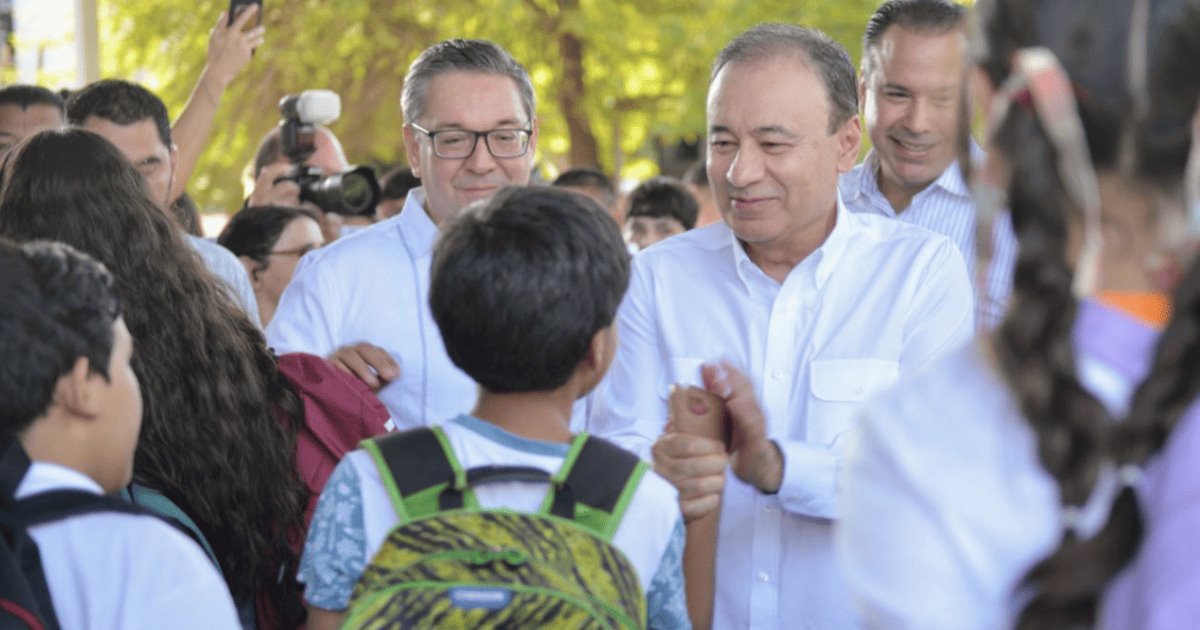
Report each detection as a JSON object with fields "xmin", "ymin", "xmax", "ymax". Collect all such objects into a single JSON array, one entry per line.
[{"xmin": 0, "ymin": 128, "xmax": 307, "ymax": 606}]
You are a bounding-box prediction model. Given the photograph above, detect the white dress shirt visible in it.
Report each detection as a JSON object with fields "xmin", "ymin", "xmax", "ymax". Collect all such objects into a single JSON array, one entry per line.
[
  {"xmin": 840, "ymin": 150, "xmax": 1017, "ymax": 330},
  {"xmin": 266, "ymin": 188, "xmax": 474, "ymax": 430},
  {"xmin": 836, "ymin": 301, "xmax": 1158, "ymax": 629},
  {"xmin": 18, "ymin": 462, "xmax": 240, "ymax": 629},
  {"xmin": 185, "ymin": 233, "xmax": 261, "ymax": 328},
  {"xmin": 590, "ymin": 197, "xmax": 974, "ymax": 629},
  {"xmin": 266, "ymin": 188, "xmax": 586, "ymax": 431}
]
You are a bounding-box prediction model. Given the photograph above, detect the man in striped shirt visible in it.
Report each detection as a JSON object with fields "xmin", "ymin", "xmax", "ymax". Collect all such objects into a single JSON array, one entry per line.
[{"xmin": 840, "ymin": 0, "xmax": 1016, "ymax": 329}]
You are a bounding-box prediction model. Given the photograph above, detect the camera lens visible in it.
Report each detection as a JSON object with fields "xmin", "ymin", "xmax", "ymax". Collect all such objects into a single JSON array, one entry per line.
[
  {"xmin": 299, "ymin": 166, "xmax": 381, "ymax": 216},
  {"xmin": 340, "ymin": 172, "xmax": 371, "ymax": 213}
]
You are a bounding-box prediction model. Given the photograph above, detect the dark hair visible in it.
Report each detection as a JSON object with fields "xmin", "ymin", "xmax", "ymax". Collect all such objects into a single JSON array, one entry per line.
[
  {"xmin": 218, "ymin": 205, "xmax": 320, "ymax": 269},
  {"xmin": 380, "ymin": 166, "xmax": 421, "ymax": 201},
  {"xmin": 0, "ymin": 128, "xmax": 306, "ymax": 603},
  {"xmin": 626, "ymin": 176, "xmax": 699, "ymax": 230},
  {"xmin": 430, "ymin": 186, "xmax": 629, "ymax": 393},
  {"xmin": 862, "ymin": 0, "xmax": 967, "ymax": 76},
  {"xmin": 65, "ymin": 79, "xmax": 172, "ymax": 148},
  {"xmin": 975, "ymin": 0, "xmax": 1200, "ymax": 627},
  {"xmin": 0, "ymin": 239, "xmax": 120, "ymax": 438},
  {"xmin": 170, "ymin": 192, "xmax": 203, "ymax": 237},
  {"xmin": 552, "ymin": 167, "xmax": 616, "ymax": 206},
  {"xmin": 712, "ymin": 23, "xmax": 857, "ymax": 133},
  {"xmin": 402, "ymin": 39, "xmax": 535, "ymax": 124},
  {"xmin": 682, "ymin": 160, "xmax": 708, "ymax": 187},
  {"xmin": 0, "ymin": 85, "xmax": 66, "ymax": 115}
]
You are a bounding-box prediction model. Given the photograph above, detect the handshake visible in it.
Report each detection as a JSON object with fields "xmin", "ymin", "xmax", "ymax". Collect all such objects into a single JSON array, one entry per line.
[{"xmin": 653, "ymin": 361, "xmax": 783, "ymax": 521}]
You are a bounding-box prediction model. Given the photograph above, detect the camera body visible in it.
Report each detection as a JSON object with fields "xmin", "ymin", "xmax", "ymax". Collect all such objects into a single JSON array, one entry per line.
[{"xmin": 277, "ymin": 90, "xmax": 380, "ymax": 216}]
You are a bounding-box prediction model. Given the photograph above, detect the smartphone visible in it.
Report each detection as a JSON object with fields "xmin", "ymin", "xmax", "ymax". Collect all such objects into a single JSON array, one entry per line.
[{"xmin": 228, "ymin": 0, "xmax": 263, "ymax": 27}]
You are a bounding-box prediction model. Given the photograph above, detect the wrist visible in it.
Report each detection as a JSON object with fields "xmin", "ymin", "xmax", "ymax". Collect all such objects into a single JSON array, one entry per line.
[{"xmin": 198, "ymin": 67, "xmax": 230, "ymax": 104}]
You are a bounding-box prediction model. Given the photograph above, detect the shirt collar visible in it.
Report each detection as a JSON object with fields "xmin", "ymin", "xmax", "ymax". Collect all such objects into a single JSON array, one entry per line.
[
  {"xmin": 16, "ymin": 461, "xmax": 104, "ymax": 499},
  {"xmin": 728, "ymin": 192, "xmax": 853, "ymax": 293},
  {"xmin": 845, "ymin": 142, "xmax": 978, "ymax": 206},
  {"xmin": 396, "ymin": 187, "xmax": 439, "ymax": 257}
]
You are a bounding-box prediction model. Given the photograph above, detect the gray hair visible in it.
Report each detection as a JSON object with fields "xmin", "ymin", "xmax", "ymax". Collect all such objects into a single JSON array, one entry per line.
[
  {"xmin": 400, "ymin": 39, "xmax": 536, "ymax": 125},
  {"xmin": 711, "ymin": 23, "xmax": 858, "ymax": 133}
]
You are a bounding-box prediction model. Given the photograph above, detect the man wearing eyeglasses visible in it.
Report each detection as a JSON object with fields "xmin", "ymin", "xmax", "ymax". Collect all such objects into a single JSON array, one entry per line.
[{"xmin": 266, "ymin": 39, "xmax": 540, "ymax": 432}]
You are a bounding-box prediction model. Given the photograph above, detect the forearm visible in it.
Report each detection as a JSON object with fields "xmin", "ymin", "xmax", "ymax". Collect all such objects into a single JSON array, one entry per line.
[
  {"xmin": 170, "ymin": 67, "xmax": 227, "ymax": 200},
  {"xmin": 683, "ymin": 510, "xmax": 718, "ymax": 629}
]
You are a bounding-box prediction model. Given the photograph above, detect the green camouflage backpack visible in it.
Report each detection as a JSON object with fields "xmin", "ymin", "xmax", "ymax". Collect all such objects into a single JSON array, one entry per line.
[{"xmin": 342, "ymin": 426, "xmax": 652, "ymax": 629}]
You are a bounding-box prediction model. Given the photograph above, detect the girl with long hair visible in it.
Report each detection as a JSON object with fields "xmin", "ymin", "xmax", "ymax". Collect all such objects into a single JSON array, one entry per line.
[
  {"xmin": 0, "ymin": 128, "xmax": 310, "ymax": 628},
  {"xmin": 837, "ymin": 0, "xmax": 1200, "ymax": 627}
]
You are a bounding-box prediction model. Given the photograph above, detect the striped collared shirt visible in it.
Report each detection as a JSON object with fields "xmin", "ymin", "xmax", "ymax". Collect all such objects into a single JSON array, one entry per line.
[{"xmin": 839, "ymin": 149, "xmax": 1017, "ymax": 330}]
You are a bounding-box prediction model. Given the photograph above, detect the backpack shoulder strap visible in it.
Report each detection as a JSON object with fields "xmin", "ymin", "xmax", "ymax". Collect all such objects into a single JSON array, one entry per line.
[
  {"xmin": 0, "ymin": 438, "xmax": 32, "ymax": 507},
  {"xmin": 120, "ymin": 484, "xmax": 221, "ymax": 574},
  {"xmin": 554, "ymin": 434, "xmax": 650, "ymax": 542},
  {"xmin": 361, "ymin": 426, "xmax": 466, "ymax": 523},
  {"xmin": 5, "ymin": 490, "xmax": 152, "ymax": 527}
]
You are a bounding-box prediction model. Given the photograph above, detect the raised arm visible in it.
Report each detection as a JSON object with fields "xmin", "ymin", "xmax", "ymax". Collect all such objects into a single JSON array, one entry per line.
[{"xmin": 170, "ymin": 7, "xmax": 264, "ymax": 200}]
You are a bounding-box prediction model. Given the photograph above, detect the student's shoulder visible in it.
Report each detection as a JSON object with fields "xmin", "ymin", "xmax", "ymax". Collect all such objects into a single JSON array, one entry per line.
[
  {"xmin": 630, "ymin": 466, "xmax": 679, "ymax": 513},
  {"xmin": 64, "ymin": 508, "xmax": 212, "ymax": 559},
  {"xmin": 44, "ymin": 507, "xmax": 229, "ymax": 599}
]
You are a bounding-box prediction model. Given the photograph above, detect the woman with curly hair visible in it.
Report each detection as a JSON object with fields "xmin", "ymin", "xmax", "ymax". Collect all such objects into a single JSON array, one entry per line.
[
  {"xmin": 0, "ymin": 128, "xmax": 385, "ymax": 628},
  {"xmin": 837, "ymin": 0, "xmax": 1200, "ymax": 628}
]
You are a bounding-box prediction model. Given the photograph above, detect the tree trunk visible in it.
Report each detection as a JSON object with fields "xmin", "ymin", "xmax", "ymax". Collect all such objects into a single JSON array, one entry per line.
[{"xmin": 555, "ymin": 0, "xmax": 600, "ymax": 169}]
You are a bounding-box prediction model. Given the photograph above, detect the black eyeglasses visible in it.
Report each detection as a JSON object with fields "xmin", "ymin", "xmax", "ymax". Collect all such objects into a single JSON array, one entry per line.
[{"xmin": 410, "ymin": 123, "xmax": 532, "ymax": 159}]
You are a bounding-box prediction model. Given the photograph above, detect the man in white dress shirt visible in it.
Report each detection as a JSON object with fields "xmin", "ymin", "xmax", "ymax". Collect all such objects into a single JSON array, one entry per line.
[
  {"xmin": 590, "ymin": 24, "xmax": 974, "ymax": 628},
  {"xmin": 840, "ymin": 0, "xmax": 1016, "ymax": 329},
  {"xmin": 266, "ymin": 40, "xmax": 541, "ymax": 429}
]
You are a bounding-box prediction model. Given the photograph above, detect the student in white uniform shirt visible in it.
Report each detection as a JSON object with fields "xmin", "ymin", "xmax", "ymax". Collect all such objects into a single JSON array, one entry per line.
[
  {"xmin": 837, "ymin": 0, "xmax": 1200, "ymax": 627},
  {"xmin": 266, "ymin": 39, "xmax": 586, "ymax": 431},
  {"xmin": 590, "ymin": 24, "xmax": 973, "ymax": 629},
  {"xmin": 840, "ymin": 0, "xmax": 1018, "ymax": 330},
  {"xmin": 298, "ymin": 187, "xmax": 687, "ymax": 630},
  {"xmin": 0, "ymin": 239, "xmax": 239, "ymax": 629}
]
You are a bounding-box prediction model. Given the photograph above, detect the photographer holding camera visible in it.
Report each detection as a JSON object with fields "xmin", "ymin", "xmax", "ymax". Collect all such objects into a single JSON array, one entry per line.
[{"xmin": 248, "ymin": 90, "xmax": 380, "ymax": 242}]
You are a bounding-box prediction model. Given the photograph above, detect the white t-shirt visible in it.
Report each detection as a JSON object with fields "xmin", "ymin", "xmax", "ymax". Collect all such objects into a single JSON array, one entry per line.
[
  {"xmin": 16, "ymin": 462, "xmax": 241, "ymax": 630},
  {"xmin": 298, "ymin": 415, "xmax": 689, "ymax": 628}
]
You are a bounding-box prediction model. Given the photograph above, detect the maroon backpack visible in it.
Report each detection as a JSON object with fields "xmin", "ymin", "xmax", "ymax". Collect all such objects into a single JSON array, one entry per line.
[
  {"xmin": 255, "ymin": 353, "xmax": 391, "ymax": 629},
  {"xmin": 277, "ymin": 352, "xmax": 391, "ymax": 528}
]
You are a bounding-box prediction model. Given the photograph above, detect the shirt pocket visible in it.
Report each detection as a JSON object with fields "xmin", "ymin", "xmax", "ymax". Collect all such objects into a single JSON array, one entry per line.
[{"xmin": 807, "ymin": 359, "xmax": 899, "ymax": 445}]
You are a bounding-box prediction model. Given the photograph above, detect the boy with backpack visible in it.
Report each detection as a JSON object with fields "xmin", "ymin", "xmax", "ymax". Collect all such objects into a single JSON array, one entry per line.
[
  {"xmin": 298, "ymin": 186, "xmax": 688, "ymax": 629},
  {"xmin": 0, "ymin": 239, "xmax": 239, "ymax": 629}
]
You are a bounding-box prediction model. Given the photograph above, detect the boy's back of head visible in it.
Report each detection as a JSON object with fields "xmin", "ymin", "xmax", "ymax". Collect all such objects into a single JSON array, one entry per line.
[
  {"xmin": 0, "ymin": 238, "xmax": 122, "ymax": 441},
  {"xmin": 430, "ymin": 186, "xmax": 629, "ymax": 394}
]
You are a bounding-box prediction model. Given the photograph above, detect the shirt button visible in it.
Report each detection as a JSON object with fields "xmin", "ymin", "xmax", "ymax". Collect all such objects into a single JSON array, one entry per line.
[
  {"xmin": 758, "ymin": 572, "xmax": 770, "ymax": 583},
  {"xmin": 771, "ymin": 370, "xmax": 784, "ymax": 380},
  {"xmin": 853, "ymin": 384, "xmax": 864, "ymax": 395}
]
